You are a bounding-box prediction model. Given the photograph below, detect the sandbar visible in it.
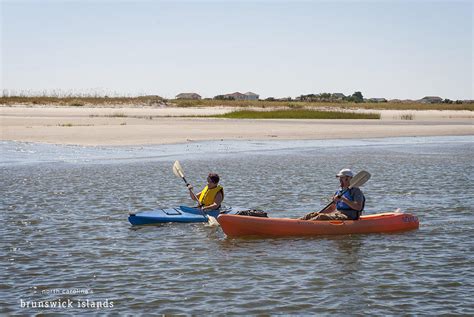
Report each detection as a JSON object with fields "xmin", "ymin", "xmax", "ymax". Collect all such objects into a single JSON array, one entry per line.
[{"xmin": 1, "ymin": 106, "xmax": 472, "ymax": 146}]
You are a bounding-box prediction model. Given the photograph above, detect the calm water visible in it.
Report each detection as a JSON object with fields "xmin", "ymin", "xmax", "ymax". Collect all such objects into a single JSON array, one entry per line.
[{"xmin": 1, "ymin": 136, "xmax": 473, "ymax": 315}]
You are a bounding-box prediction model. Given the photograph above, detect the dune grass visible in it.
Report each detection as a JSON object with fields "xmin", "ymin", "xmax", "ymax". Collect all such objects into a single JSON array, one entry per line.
[
  {"xmin": 399, "ymin": 113, "xmax": 415, "ymax": 120},
  {"xmin": 1, "ymin": 94, "xmax": 473, "ymax": 111},
  {"xmin": 211, "ymin": 109, "xmax": 381, "ymax": 119},
  {"xmin": 0, "ymin": 95, "xmax": 165, "ymax": 107}
]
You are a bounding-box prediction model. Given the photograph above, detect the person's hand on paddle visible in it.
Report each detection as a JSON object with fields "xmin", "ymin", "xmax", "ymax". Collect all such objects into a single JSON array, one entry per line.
[
  {"xmin": 333, "ymin": 194, "xmax": 343, "ymax": 203},
  {"xmin": 187, "ymin": 184, "xmax": 193, "ymax": 191}
]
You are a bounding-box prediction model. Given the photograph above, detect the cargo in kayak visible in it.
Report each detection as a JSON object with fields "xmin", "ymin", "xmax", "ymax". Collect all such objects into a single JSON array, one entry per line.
[
  {"xmin": 128, "ymin": 205, "xmax": 246, "ymax": 225},
  {"xmin": 217, "ymin": 212, "xmax": 419, "ymax": 237}
]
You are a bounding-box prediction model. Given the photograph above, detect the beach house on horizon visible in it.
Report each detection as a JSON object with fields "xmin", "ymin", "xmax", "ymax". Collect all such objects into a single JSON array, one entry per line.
[
  {"xmin": 368, "ymin": 98, "xmax": 388, "ymax": 103},
  {"xmin": 176, "ymin": 93, "xmax": 201, "ymax": 100},
  {"xmin": 224, "ymin": 92, "xmax": 259, "ymax": 100},
  {"xmin": 420, "ymin": 96, "xmax": 443, "ymax": 103},
  {"xmin": 244, "ymin": 92, "xmax": 259, "ymax": 100},
  {"xmin": 331, "ymin": 93, "xmax": 346, "ymax": 100}
]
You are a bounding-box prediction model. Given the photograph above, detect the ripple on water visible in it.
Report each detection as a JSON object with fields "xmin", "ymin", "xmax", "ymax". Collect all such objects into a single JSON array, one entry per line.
[{"xmin": 1, "ymin": 138, "xmax": 473, "ymax": 315}]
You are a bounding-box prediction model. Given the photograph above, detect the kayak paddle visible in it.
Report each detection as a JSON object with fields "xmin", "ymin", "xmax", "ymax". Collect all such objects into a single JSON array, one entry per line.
[
  {"xmin": 172, "ymin": 160, "xmax": 219, "ymax": 226},
  {"xmin": 318, "ymin": 170, "xmax": 371, "ymax": 213}
]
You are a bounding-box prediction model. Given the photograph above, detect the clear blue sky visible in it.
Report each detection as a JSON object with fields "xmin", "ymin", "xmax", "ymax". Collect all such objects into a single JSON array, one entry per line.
[{"xmin": 1, "ymin": 0, "xmax": 472, "ymax": 100}]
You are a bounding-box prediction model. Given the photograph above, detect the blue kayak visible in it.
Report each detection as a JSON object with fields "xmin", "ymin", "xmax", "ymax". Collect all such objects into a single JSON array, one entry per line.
[{"xmin": 128, "ymin": 205, "xmax": 245, "ymax": 225}]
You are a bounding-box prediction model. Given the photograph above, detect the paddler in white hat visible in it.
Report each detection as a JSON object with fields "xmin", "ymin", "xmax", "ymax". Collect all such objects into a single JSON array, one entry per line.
[{"xmin": 299, "ymin": 168, "xmax": 366, "ymax": 221}]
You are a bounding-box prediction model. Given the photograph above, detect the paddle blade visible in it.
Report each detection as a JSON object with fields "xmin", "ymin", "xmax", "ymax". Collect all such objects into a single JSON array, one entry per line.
[
  {"xmin": 173, "ymin": 160, "xmax": 185, "ymax": 178},
  {"xmin": 349, "ymin": 170, "xmax": 371, "ymax": 188},
  {"xmin": 206, "ymin": 215, "xmax": 220, "ymax": 227}
]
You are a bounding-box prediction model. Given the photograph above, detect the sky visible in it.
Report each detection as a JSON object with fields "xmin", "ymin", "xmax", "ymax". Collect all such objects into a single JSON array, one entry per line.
[{"xmin": 1, "ymin": 0, "xmax": 472, "ymax": 100}]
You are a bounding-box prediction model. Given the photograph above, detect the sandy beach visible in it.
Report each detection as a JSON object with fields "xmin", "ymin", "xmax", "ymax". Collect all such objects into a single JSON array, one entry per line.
[{"xmin": 1, "ymin": 106, "xmax": 472, "ymax": 146}]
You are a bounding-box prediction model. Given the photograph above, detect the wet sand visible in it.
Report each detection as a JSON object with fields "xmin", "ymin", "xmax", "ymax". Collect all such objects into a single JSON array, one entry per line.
[{"xmin": 1, "ymin": 106, "xmax": 472, "ymax": 146}]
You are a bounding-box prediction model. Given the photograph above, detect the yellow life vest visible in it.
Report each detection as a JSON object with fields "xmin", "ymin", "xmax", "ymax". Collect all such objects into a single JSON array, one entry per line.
[{"xmin": 198, "ymin": 185, "xmax": 224, "ymax": 207}]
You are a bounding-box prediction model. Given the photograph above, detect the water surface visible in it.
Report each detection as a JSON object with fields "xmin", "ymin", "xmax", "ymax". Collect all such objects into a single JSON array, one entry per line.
[{"xmin": 1, "ymin": 136, "xmax": 473, "ymax": 315}]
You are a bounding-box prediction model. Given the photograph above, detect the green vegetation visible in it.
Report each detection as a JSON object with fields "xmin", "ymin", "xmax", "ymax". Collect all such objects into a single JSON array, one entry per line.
[
  {"xmin": 212, "ymin": 109, "xmax": 381, "ymax": 120},
  {"xmin": 174, "ymin": 99, "xmax": 204, "ymax": 107},
  {"xmin": 69, "ymin": 101, "xmax": 84, "ymax": 107},
  {"xmin": 1, "ymin": 94, "xmax": 472, "ymax": 111},
  {"xmin": 347, "ymin": 91, "xmax": 364, "ymax": 103},
  {"xmin": 164, "ymin": 99, "xmax": 474, "ymax": 111}
]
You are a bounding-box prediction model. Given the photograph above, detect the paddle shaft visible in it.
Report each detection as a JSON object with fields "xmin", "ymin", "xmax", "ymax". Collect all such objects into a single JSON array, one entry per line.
[
  {"xmin": 179, "ymin": 176, "xmax": 201, "ymax": 206},
  {"xmin": 318, "ymin": 187, "xmax": 349, "ymax": 213}
]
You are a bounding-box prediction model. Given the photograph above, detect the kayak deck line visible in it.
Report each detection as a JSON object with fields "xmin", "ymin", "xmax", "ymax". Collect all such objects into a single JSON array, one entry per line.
[{"xmin": 129, "ymin": 207, "xmax": 182, "ymax": 217}]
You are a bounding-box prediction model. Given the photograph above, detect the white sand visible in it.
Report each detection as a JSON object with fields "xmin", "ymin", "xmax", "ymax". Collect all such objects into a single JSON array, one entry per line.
[{"xmin": 1, "ymin": 106, "xmax": 472, "ymax": 146}]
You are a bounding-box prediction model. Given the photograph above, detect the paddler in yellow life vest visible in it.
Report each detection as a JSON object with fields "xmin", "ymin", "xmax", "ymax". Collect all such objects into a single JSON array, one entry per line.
[{"xmin": 187, "ymin": 173, "xmax": 224, "ymax": 211}]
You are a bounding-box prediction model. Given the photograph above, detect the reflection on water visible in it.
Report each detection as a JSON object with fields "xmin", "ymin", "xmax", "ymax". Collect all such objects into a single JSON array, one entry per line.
[{"xmin": 1, "ymin": 136, "xmax": 473, "ymax": 315}]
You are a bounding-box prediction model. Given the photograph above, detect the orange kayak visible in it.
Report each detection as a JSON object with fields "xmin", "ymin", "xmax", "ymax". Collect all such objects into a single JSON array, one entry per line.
[{"xmin": 218, "ymin": 212, "xmax": 419, "ymax": 237}]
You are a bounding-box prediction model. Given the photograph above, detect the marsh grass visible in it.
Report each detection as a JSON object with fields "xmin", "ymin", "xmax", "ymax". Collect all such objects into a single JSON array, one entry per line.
[
  {"xmin": 90, "ymin": 114, "xmax": 155, "ymax": 119},
  {"xmin": 174, "ymin": 99, "xmax": 204, "ymax": 107},
  {"xmin": 211, "ymin": 109, "xmax": 381, "ymax": 119},
  {"xmin": 171, "ymin": 99, "xmax": 473, "ymax": 111},
  {"xmin": 69, "ymin": 102, "xmax": 84, "ymax": 107},
  {"xmin": 58, "ymin": 123, "xmax": 94, "ymax": 127},
  {"xmin": 399, "ymin": 113, "xmax": 415, "ymax": 120}
]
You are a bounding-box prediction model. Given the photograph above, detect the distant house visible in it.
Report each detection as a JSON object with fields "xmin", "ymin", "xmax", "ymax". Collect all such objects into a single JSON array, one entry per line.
[
  {"xmin": 368, "ymin": 98, "xmax": 387, "ymax": 103},
  {"xmin": 420, "ymin": 96, "xmax": 442, "ymax": 104},
  {"xmin": 176, "ymin": 93, "xmax": 201, "ymax": 100},
  {"xmin": 331, "ymin": 93, "xmax": 346, "ymax": 100},
  {"xmin": 244, "ymin": 92, "xmax": 259, "ymax": 100},
  {"xmin": 224, "ymin": 92, "xmax": 259, "ymax": 100},
  {"xmin": 224, "ymin": 92, "xmax": 246, "ymax": 100}
]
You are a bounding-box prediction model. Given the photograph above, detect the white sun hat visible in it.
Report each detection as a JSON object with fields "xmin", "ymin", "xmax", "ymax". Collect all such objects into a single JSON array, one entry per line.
[{"xmin": 336, "ymin": 168, "xmax": 354, "ymax": 177}]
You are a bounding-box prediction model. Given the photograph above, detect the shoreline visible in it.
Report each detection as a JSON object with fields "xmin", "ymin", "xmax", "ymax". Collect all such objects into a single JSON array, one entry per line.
[
  {"xmin": 2, "ymin": 136, "xmax": 472, "ymax": 166},
  {"xmin": 1, "ymin": 106, "xmax": 472, "ymax": 146}
]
